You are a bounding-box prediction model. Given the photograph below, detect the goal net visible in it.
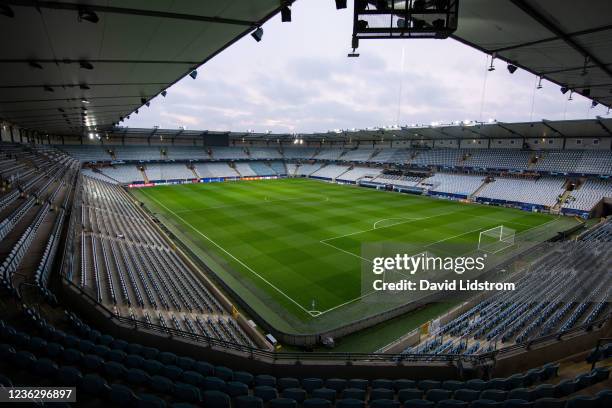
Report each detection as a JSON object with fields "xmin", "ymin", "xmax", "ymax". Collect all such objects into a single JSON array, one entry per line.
[{"xmin": 478, "ymin": 225, "xmax": 515, "ymax": 253}]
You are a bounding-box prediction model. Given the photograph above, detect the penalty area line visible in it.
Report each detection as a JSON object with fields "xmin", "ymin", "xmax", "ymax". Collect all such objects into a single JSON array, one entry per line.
[{"xmin": 139, "ymin": 189, "xmax": 315, "ymax": 317}]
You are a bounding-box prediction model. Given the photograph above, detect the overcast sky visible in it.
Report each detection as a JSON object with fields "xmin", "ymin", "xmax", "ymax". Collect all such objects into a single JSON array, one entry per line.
[{"xmin": 124, "ymin": 0, "xmax": 610, "ymax": 133}]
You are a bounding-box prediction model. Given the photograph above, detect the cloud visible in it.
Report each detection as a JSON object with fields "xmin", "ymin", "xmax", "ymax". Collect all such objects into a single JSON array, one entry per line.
[{"xmin": 123, "ymin": 0, "xmax": 609, "ymax": 133}]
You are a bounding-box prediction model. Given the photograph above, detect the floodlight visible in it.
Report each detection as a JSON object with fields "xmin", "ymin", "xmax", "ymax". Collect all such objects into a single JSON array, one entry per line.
[
  {"xmin": 161, "ymin": 90, "xmax": 167, "ymax": 97},
  {"xmin": 560, "ymin": 87, "xmax": 569, "ymax": 94},
  {"xmin": 29, "ymin": 61, "xmax": 43, "ymax": 69},
  {"xmin": 78, "ymin": 8, "xmax": 99, "ymax": 23},
  {"xmin": 0, "ymin": 5, "xmax": 14, "ymax": 18},
  {"xmin": 251, "ymin": 27, "xmax": 263, "ymax": 42},
  {"xmin": 189, "ymin": 70, "xmax": 198, "ymax": 79},
  {"xmin": 79, "ymin": 60, "xmax": 94, "ymax": 70},
  {"xmin": 335, "ymin": 0, "xmax": 347, "ymax": 9},
  {"xmin": 281, "ymin": 6, "xmax": 291, "ymax": 22},
  {"xmin": 591, "ymin": 101, "xmax": 598, "ymax": 108},
  {"xmin": 507, "ymin": 64, "xmax": 518, "ymax": 74}
]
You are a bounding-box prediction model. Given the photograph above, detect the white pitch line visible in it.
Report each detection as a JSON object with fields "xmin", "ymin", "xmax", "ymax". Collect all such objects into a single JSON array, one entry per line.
[
  {"xmin": 320, "ymin": 209, "xmax": 461, "ymax": 243},
  {"xmin": 319, "ymin": 240, "xmax": 372, "ymax": 263},
  {"xmin": 139, "ymin": 189, "xmax": 313, "ymax": 316},
  {"xmin": 174, "ymin": 195, "xmax": 330, "ymax": 213},
  {"xmin": 373, "ymin": 217, "xmax": 421, "ymax": 229}
]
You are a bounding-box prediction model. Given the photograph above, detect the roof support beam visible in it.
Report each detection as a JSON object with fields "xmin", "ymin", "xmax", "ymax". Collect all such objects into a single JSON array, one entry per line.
[
  {"xmin": 496, "ymin": 123, "xmax": 523, "ymax": 138},
  {"xmin": 6, "ymin": 1, "xmax": 257, "ymax": 27},
  {"xmin": 510, "ymin": 0, "xmax": 612, "ymax": 78},
  {"xmin": 542, "ymin": 120, "xmax": 565, "ymax": 137},
  {"xmin": 595, "ymin": 116, "xmax": 612, "ymax": 136},
  {"xmin": 491, "ymin": 24, "xmax": 612, "ymax": 53}
]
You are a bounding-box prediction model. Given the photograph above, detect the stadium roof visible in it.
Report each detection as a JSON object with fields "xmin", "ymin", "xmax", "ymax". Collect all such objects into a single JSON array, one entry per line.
[
  {"xmin": 0, "ymin": 0, "xmax": 290, "ymax": 135},
  {"xmin": 453, "ymin": 0, "xmax": 612, "ymax": 109},
  {"xmin": 1, "ymin": 0, "xmax": 611, "ymax": 136},
  {"xmin": 110, "ymin": 118, "xmax": 612, "ymax": 143}
]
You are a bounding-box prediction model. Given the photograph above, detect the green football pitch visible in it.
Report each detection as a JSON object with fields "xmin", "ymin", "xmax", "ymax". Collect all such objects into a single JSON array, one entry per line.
[{"xmin": 132, "ymin": 178, "xmax": 570, "ymax": 334}]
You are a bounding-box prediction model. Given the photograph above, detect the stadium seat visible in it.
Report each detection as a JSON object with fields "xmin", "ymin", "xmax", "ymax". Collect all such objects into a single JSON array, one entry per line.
[
  {"xmin": 203, "ymin": 391, "xmax": 231, "ymax": 408},
  {"xmin": 343, "ymin": 388, "xmax": 366, "ymax": 400},
  {"xmin": 312, "ymin": 388, "xmax": 337, "ymax": 403},
  {"xmin": 255, "ymin": 374, "xmax": 276, "ymax": 387},
  {"xmin": 234, "ymin": 371, "xmax": 254, "ymax": 385},
  {"xmin": 470, "ymin": 399, "xmax": 503, "ymax": 408},
  {"xmin": 565, "ymin": 395, "xmax": 600, "ymax": 408},
  {"xmin": 254, "ymin": 385, "xmax": 278, "ymax": 402},
  {"xmin": 203, "ymin": 376, "xmax": 226, "ymax": 391},
  {"xmin": 370, "ymin": 399, "xmax": 400, "ymax": 408},
  {"xmin": 532, "ymin": 398, "xmax": 566, "ymax": 408},
  {"xmin": 348, "ymin": 379, "xmax": 369, "ymax": 390},
  {"xmin": 110, "ymin": 383, "xmax": 136, "ymax": 406},
  {"xmin": 480, "ymin": 390, "xmax": 507, "ymax": 402},
  {"xmin": 394, "ymin": 379, "xmax": 417, "ymax": 391},
  {"xmin": 503, "ymin": 399, "xmax": 533, "ymax": 408},
  {"xmin": 372, "ymin": 379, "xmax": 394, "ymax": 390},
  {"xmin": 303, "ymin": 398, "xmax": 332, "ymax": 408},
  {"xmin": 336, "ymin": 398, "xmax": 365, "ymax": 408},
  {"xmin": 442, "ymin": 380, "xmax": 465, "ymax": 391},
  {"xmin": 371, "ymin": 388, "xmax": 395, "ymax": 401},
  {"xmin": 150, "ymin": 375, "xmax": 174, "ymax": 394},
  {"xmin": 269, "ymin": 398, "xmax": 298, "ymax": 408},
  {"xmin": 326, "ymin": 378, "xmax": 348, "ymax": 392},
  {"xmin": 401, "ymin": 399, "xmax": 434, "ymax": 408},
  {"xmin": 437, "ymin": 400, "xmax": 469, "ymax": 408},
  {"xmin": 138, "ymin": 393, "xmax": 167, "ymax": 408},
  {"xmin": 454, "ymin": 389, "xmax": 481, "ymax": 402},
  {"xmin": 226, "ymin": 381, "xmax": 249, "ymax": 397},
  {"xmin": 235, "ymin": 395, "xmax": 264, "ymax": 408},
  {"xmin": 282, "ymin": 388, "xmax": 307, "ymax": 403},
  {"xmin": 174, "ymin": 382, "xmax": 201, "ymax": 403},
  {"xmin": 398, "ymin": 388, "xmax": 424, "ymax": 403},
  {"xmin": 303, "ymin": 378, "xmax": 324, "ymax": 393}
]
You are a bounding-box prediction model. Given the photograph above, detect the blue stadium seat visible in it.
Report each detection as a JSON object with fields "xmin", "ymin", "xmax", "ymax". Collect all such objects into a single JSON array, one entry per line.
[
  {"xmin": 394, "ymin": 379, "xmax": 417, "ymax": 391},
  {"xmin": 235, "ymin": 395, "xmax": 264, "ymax": 408},
  {"xmin": 454, "ymin": 389, "xmax": 481, "ymax": 402},
  {"xmin": 565, "ymin": 395, "xmax": 600, "ymax": 408},
  {"xmin": 278, "ymin": 377, "xmax": 300, "ymax": 390},
  {"xmin": 104, "ymin": 361, "xmax": 128, "ymax": 379},
  {"xmin": 348, "ymin": 379, "xmax": 369, "ymax": 390},
  {"xmin": 150, "ymin": 375, "xmax": 174, "ymax": 394},
  {"xmin": 426, "ymin": 389, "xmax": 453, "ymax": 402},
  {"xmin": 173, "ymin": 382, "xmax": 201, "ymax": 403},
  {"xmin": 143, "ymin": 359, "xmax": 164, "ymax": 375},
  {"xmin": 226, "ymin": 381, "xmax": 249, "ymax": 397},
  {"xmin": 552, "ymin": 380, "xmax": 574, "ymax": 398},
  {"xmin": 303, "ymin": 398, "xmax": 332, "ymax": 408},
  {"xmin": 110, "ymin": 383, "xmax": 136, "ymax": 407},
  {"xmin": 127, "ymin": 368, "xmax": 150, "ymax": 385},
  {"xmin": 470, "ymin": 399, "xmax": 503, "ymax": 408},
  {"xmin": 215, "ymin": 366, "xmax": 234, "ymax": 381},
  {"xmin": 503, "ymin": 399, "xmax": 533, "ymax": 408},
  {"xmin": 81, "ymin": 373, "xmax": 110, "ymax": 395},
  {"xmin": 181, "ymin": 370, "xmax": 204, "ymax": 387},
  {"xmin": 254, "ymin": 385, "xmax": 278, "ymax": 402},
  {"xmin": 533, "ymin": 384, "xmax": 554, "ymax": 400},
  {"xmin": 82, "ymin": 354, "xmax": 104, "ymax": 370},
  {"xmin": 326, "ymin": 378, "xmax": 347, "ymax": 392},
  {"xmin": 370, "ymin": 399, "xmax": 400, "ymax": 408},
  {"xmin": 58, "ymin": 366, "xmax": 83, "ymax": 386},
  {"xmin": 466, "ymin": 379, "xmax": 487, "ymax": 391},
  {"xmin": 480, "ymin": 390, "xmax": 507, "ymax": 402},
  {"xmin": 398, "ymin": 388, "xmax": 424, "ymax": 403},
  {"xmin": 193, "ymin": 361, "xmax": 214, "ymax": 376},
  {"xmin": 162, "ymin": 365, "xmax": 183, "ymax": 381},
  {"xmin": 137, "ymin": 393, "xmax": 167, "ymax": 408},
  {"xmin": 401, "ymin": 399, "xmax": 434, "ymax": 408},
  {"xmin": 15, "ymin": 350, "xmax": 36, "ymax": 369},
  {"xmin": 442, "ymin": 380, "xmax": 464, "ymax": 391},
  {"xmin": 203, "ymin": 390, "xmax": 231, "ymax": 408},
  {"xmin": 336, "ymin": 398, "xmax": 365, "ymax": 408},
  {"xmin": 177, "ymin": 356, "xmax": 195, "ymax": 370},
  {"xmin": 303, "ymin": 378, "xmax": 324, "ymax": 393},
  {"xmin": 269, "ymin": 398, "xmax": 298, "ymax": 408},
  {"xmin": 126, "ymin": 354, "xmax": 145, "ymax": 368},
  {"xmin": 507, "ymin": 388, "xmax": 532, "ymax": 401},
  {"xmin": 46, "ymin": 342, "xmax": 64, "ymax": 358},
  {"xmin": 158, "ymin": 352, "xmax": 178, "ymax": 366},
  {"xmin": 342, "ymin": 388, "xmax": 366, "ymax": 400},
  {"xmin": 437, "ymin": 400, "xmax": 469, "ymax": 408},
  {"xmin": 234, "ymin": 371, "xmax": 254, "ymax": 385},
  {"xmin": 282, "ymin": 388, "xmax": 307, "ymax": 403},
  {"xmin": 372, "ymin": 379, "xmax": 394, "ymax": 390},
  {"xmin": 418, "ymin": 380, "xmax": 441, "ymax": 391},
  {"xmin": 203, "ymin": 376, "xmax": 226, "ymax": 391},
  {"xmin": 371, "ymin": 388, "xmax": 394, "ymax": 401},
  {"xmin": 34, "ymin": 357, "xmax": 59, "ymax": 377},
  {"xmin": 532, "ymin": 398, "xmax": 566, "ymax": 408},
  {"xmin": 312, "ymin": 388, "xmax": 337, "ymax": 403}
]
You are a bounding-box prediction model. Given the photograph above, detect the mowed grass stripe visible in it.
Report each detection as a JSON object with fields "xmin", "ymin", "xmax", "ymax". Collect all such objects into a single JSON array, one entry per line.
[{"xmin": 134, "ymin": 178, "xmax": 554, "ymax": 319}]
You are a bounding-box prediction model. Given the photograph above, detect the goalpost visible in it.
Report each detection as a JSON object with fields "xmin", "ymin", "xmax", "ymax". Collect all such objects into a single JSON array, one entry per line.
[{"xmin": 478, "ymin": 225, "xmax": 516, "ymax": 253}]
